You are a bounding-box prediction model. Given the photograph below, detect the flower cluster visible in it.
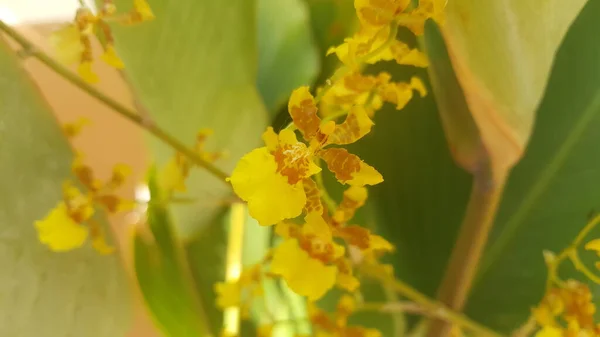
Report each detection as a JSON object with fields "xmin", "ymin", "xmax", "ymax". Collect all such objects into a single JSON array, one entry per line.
[
  {"xmin": 50, "ymin": 0, "xmax": 154, "ymax": 83},
  {"xmin": 217, "ymin": 0, "xmax": 445, "ymax": 334},
  {"xmin": 528, "ymin": 214, "xmax": 600, "ymax": 336},
  {"xmin": 307, "ymin": 295, "xmax": 382, "ymax": 337},
  {"xmin": 35, "ymin": 119, "xmax": 133, "ymax": 253},
  {"xmin": 533, "ymin": 280, "xmax": 600, "ymax": 337},
  {"xmin": 230, "ymin": 86, "xmax": 382, "ymax": 226},
  {"xmin": 159, "ymin": 128, "xmax": 225, "ymax": 194}
]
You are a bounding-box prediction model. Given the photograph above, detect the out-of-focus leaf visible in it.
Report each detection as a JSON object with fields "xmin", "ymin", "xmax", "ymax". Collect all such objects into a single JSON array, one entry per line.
[
  {"xmin": 467, "ymin": 0, "xmax": 600, "ymax": 330},
  {"xmin": 439, "ymin": 0, "xmax": 588, "ymax": 176},
  {"xmin": 257, "ymin": 0, "xmax": 319, "ymax": 115},
  {"xmin": 109, "ymin": 0, "xmax": 269, "ymax": 238},
  {"xmin": 421, "ymin": 23, "xmax": 483, "ymax": 173},
  {"xmin": 133, "ymin": 169, "xmax": 211, "ymax": 337},
  {"xmin": 305, "ymin": 0, "xmax": 357, "ymax": 85},
  {"xmin": 271, "ymin": 0, "xmax": 356, "ymax": 128},
  {"xmin": 184, "ymin": 210, "xmax": 228, "ymax": 334},
  {"xmin": 0, "ymin": 40, "xmax": 130, "ymax": 336},
  {"xmin": 370, "ymin": 1, "xmax": 600, "ymax": 333}
]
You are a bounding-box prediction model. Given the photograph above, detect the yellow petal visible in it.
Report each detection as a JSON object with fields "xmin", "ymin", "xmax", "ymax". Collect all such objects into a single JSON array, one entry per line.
[
  {"xmin": 410, "ymin": 76, "xmax": 427, "ymax": 97},
  {"xmin": 319, "ymin": 148, "xmax": 383, "ymax": 186},
  {"xmin": 327, "ymin": 105, "xmax": 374, "ymax": 145},
  {"xmin": 355, "ymin": 0, "xmax": 410, "ymax": 29},
  {"xmin": 160, "ymin": 157, "xmax": 188, "ymax": 192},
  {"xmin": 336, "ymin": 273, "xmax": 360, "ymax": 292},
  {"xmin": 230, "ymin": 148, "xmax": 306, "ymax": 226},
  {"xmin": 134, "ymin": 0, "xmax": 155, "ymax": 21},
  {"xmin": 368, "ymin": 234, "xmax": 395, "ymax": 252},
  {"xmin": 278, "ymin": 128, "xmax": 300, "ymax": 146},
  {"xmin": 303, "ymin": 212, "xmax": 333, "ymax": 241},
  {"xmin": 257, "ymin": 325, "xmax": 273, "ymax": 337},
  {"xmin": 100, "ymin": 45, "xmax": 124, "ymax": 69},
  {"xmin": 49, "ymin": 24, "xmax": 84, "ymax": 65},
  {"xmin": 35, "ymin": 202, "xmax": 88, "ymax": 252},
  {"xmin": 91, "ymin": 232, "xmax": 115, "ymax": 255},
  {"xmin": 534, "ymin": 326, "xmax": 562, "ymax": 337},
  {"xmin": 585, "ymin": 238, "xmax": 600, "ymax": 255},
  {"xmin": 334, "ymin": 186, "xmax": 367, "ymax": 223},
  {"xmin": 262, "ymin": 126, "xmax": 279, "ymax": 151},
  {"xmin": 398, "ymin": 48, "xmax": 429, "ymax": 68},
  {"xmin": 214, "ymin": 282, "xmax": 241, "ymax": 308},
  {"xmin": 271, "ymin": 239, "xmax": 337, "ymax": 301},
  {"xmin": 62, "ymin": 117, "xmax": 91, "ymax": 138},
  {"xmin": 303, "ymin": 178, "xmax": 323, "ymax": 215},
  {"xmin": 78, "ymin": 62, "xmax": 99, "ymax": 83},
  {"xmin": 390, "ymin": 41, "xmax": 429, "ymax": 68},
  {"xmin": 274, "ymin": 221, "xmax": 298, "ymax": 239},
  {"xmin": 108, "ymin": 163, "xmax": 132, "ymax": 189},
  {"xmin": 348, "ymin": 162, "xmax": 384, "ymax": 186},
  {"xmin": 288, "ymin": 86, "xmax": 321, "ymax": 140}
]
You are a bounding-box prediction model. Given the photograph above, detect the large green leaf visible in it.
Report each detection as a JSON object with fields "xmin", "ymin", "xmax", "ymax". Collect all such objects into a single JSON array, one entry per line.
[
  {"xmin": 365, "ymin": 0, "xmax": 600, "ymax": 333},
  {"xmin": 257, "ymin": 0, "xmax": 319, "ymax": 115},
  {"xmin": 304, "ymin": 0, "xmax": 357, "ymax": 86},
  {"xmin": 185, "ymin": 210, "xmax": 229, "ymax": 334},
  {"xmin": 467, "ymin": 0, "xmax": 600, "ymax": 330},
  {"xmin": 110, "ymin": 0, "xmax": 269, "ymax": 238},
  {"xmin": 133, "ymin": 169, "xmax": 211, "ymax": 337},
  {"xmin": 0, "ymin": 40, "xmax": 130, "ymax": 336},
  {"xmin": 440, "ymin": 0, "xmax": 588, "ymax": 174}
]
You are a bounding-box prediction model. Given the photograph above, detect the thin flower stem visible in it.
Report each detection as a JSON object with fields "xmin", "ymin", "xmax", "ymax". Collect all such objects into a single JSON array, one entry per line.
[
  {"xmin": 359, "ymin": 263, "xmax": 504, "ymax": 337},
  {"xmin": 568, "ymin": 250, "xmax": 600, "ymax": 284},
  {"xmin": 0, "ymin": 20, "xmax": 230, "ymax": 184},
  {"xmin": 573, "ymin": 213, "xmax": 600, "ymax": 246}
]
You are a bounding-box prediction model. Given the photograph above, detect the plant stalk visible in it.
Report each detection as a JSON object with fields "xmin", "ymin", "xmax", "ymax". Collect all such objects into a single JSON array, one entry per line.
[
  {"xmin": 360, "ymin": 263, "xmax": 504, "ymax": 337},
  {"xmin": 427, "ymin": 167, "xmax": 507, "ymax": 337},
  {"xmin": 0, "ymin": 20, "xmax": 230, "ymax": 183}
]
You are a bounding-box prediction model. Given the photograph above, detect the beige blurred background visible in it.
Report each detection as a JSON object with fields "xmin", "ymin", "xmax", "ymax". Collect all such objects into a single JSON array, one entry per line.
[{"xmin": 0, "ymin": 1, "xmax": 158, "ymax": 336}]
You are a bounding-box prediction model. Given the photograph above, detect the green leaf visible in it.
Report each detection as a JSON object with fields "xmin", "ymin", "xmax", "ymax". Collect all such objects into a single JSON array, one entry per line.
[
  {"xmin": 133, "ymin": 169, "xmax": 211, "ymax": 337},
  {"xmin": 369, "ymin": 1, "xmax": 600, "ymax": 332},
  {"xmin": 304, "ymin": 0, "xmax": 357, "ymax": 85},
  {"xmin": 185, "ymin": 210, "xmax": 229, "ymax": 334},
  {"xmin": 257, "ymin": 0, "xmax": 319, "ymax": 115},
  {"xmin": 0, "ymin": 40, "xmax": 130, "ymax": 336},
  {"xmin": 467, "ymin": 0, "xmax": 600, "ymax": 330},
  {"xmin": 439, "ymin": 0, "xmax": 588, "ymax": 173},
  {"xmin": 110, "ymin": 0, "xmax": 269, "ymax": 238}
]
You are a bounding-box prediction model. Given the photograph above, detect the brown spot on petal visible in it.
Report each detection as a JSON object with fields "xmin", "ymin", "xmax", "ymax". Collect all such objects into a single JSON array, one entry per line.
[
  {"xmin": 319, "ymin": 148, "xmax": 361, "ymax": 182},
  {"xmin": 273, "ymin": 143, "xmax": 313, "ymax": 185},
  {"xmin": 96, "ymin": 194, "xmax": 121, "ymax": 213},
  {"xmin": 289, "ymin": 87, "xmax": 321, "ymax": 140},
  {"xmin": 337, "ymin": 225, "xmax": 371, "ymax": 249},
  {"xmin": 303, "ymin": 178, "xmax": 323, "ymax": 215}
]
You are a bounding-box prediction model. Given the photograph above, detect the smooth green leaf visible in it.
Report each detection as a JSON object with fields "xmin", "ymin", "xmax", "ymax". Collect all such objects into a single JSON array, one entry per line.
[
  {"xmin": 110, "ymin": 0, "xmax": 269, "ymax": 238},
  {"xmin": 440, "ymin": 0, "xmax": 588, "ymax": 173},
  {"xmin": 369, "ymin": 1, "xmax": 600, "ymax": 332},
  {"xmin": 468, "ymin": 0, "xmax": 600, "ymax": 330},
  {"xmin": 257, "ymin": 0, "xmax": 319, "ymax": 115},
  {"xmin": 185, "ymin": 210, "xmax": 228, "ymax": 334},
  {"xmin": 0, "ymin": 40, "xmax": 130, "ymax": 336},
  {"xmin": 305, "ymin": 0, "xmax": 357, "ymax": 85},
  {"xmin": 133, "ymin": 169, "xmax": 211, "ymax": 337},
  {"xmin": 421, "ymin": 24, "xmax": 483, "ymax": 173}
]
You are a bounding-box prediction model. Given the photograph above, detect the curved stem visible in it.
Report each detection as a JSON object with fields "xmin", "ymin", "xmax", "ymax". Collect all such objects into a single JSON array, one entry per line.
[
  {"xmin": 428, "ymin": 167, "xmax": 507, "ymax": 337},
  {"xmin": 568, "ymin": 250, "xmax": 600, "ymax": 284},
  {"xmin": 359, "ymin": 263, "xmax": 504, "ymax": 337},
  {"xmin": 0, "ymin": 20, "xmax": 230, "ymax": 184}
]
